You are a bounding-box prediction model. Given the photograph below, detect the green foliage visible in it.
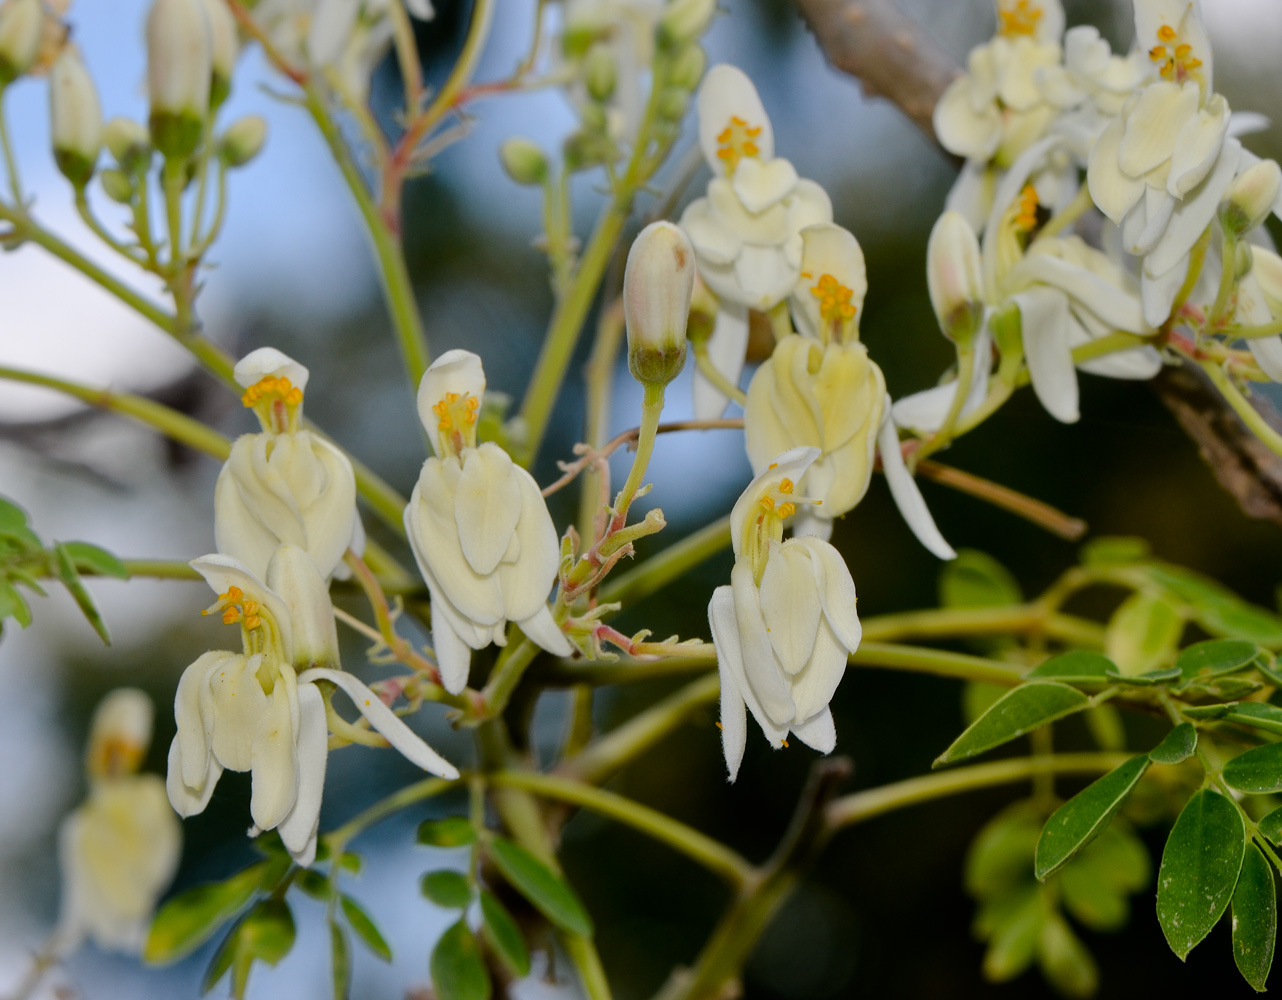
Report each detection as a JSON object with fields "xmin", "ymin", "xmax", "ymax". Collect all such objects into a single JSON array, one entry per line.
[
  {"xmin": 422, "ymin": 870, "xmax": 474, "ymax": 909},
  {"xmin": 1232, "ymin": 844, "xmax": 1277, "ymax": 992},
  {"xmin": 340, "ymin": 895, "xmax": 393, "ymax": 962},
  {"xmin": 1035, "ymin": 755, "xmax": 1149, "ymax": 880},
  {"xmin": 939, "ymin": 549, "xmax": 1022, "ymax": 609},
  {"xmin": 1223, "ymin": 744, "xmax": 1282, "ymax": 795},
  {"xmin": 1175, "ymin": 638, "xmax": 1263, "ymax": 680},
  {"xmin": 144, "ymin": 858, "xmax": 286, "ymax": 964},
  {"xmin": 203, "ymin": 899, "xmax": 296, "ymax": 998},
  {"xmin": 1025, "ymin": 651, "xmax": 1114, "ymax": 684},
  {"xmin": 935, "ymin": 682, "xmax": 1091, "ymax": 767},
  {"xmin": 1260, "ymin": 807, "xmax": 1282, "ymax": 845},
  {"xmin": 418, "ymin": 816, "xmax": 477, "ymax": 847},
  {"xmin": 430, "ymin": 920, "xmax": 491, "ymax": 1000},
  {"xmin": 1155, "ymin": 790, "xmax": 1245, "ymax": 961},
  {"xmin": 1105, "ymin": 591, "xmax": 1183, "ymax": 676},
  {"xmin": 1145, "ymin": 565, "xmax": 1282, "ymax": 648},
  {"xmin": 329, "ymin": 920, "xmax": 350, "ymax": 1000},
  {"xmin": 1079, "ymin": 536, "xmax": 1150, "ymax": 567},
  {"xmin": 479, "ymin": 890, "xmax": 530, "ymax": 978},
  {"xmin": 486, "ymin": 837, "xmax": 594, "ymax": 936},
  {"xmin": 1148, "ymin": 723, "xmax": 1197, "ymax": 765}
]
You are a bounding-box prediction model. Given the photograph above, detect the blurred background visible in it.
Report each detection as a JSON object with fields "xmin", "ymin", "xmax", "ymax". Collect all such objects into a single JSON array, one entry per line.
[{"xmin": 3, "ymin": 0, "xmax": 1282, "ymax": 996}]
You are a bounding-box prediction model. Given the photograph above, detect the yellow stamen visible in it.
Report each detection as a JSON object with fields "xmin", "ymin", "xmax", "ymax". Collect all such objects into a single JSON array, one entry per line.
[
  {"xmin": 778, "ymin": 478, "xmax": 793, "ymax": 494},
  {"xmin": 204, "ymin": 585, "xmax": 265, "ymax": 634},
  {"xmin": 809, "ymin": 274, "xmax": 858, "ymax": 337},
  {"xmin": 1157, "ymin": 24, "xmax": 1177, "ymax": 42},
  {"xmin": 88, "ymin": 736, "xmax": 145, "ymax": 780},
  {"xmin": 716, "ymin": 115, "xmax": 764, "ymax": 176},
  {"xmin": 241, "ymin": 375, "xmax": 304, "ymax": 432},
  {"xmin": 1014, "ymin": 184, "xmax": 1040, "ymax": 234},
  {"xmin": 997, "ymin": 0, "xmax": 1043, "ymax": 36},
  {"xmin": 1153, "ymin": 24, "xmax": 1203, "ymax": 84},
  {"xmin": 778, "ymin": 502, "xmax": 796, "ymax": 518},
  {"xmin": 431, "ymin": 390, "xmax": 481, "ymax": 456}
]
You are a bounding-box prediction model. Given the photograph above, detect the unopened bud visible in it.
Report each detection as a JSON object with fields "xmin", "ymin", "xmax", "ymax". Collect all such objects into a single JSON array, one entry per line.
[
  {"xmin": 104, "ymin": 117, "xmax": 151, "ymax": 173},
  {"xmin": 657, "ymin": 0, "xmax": 717, "ymax": 51},
  {"xmin": 100, "ymin": 167, "xmax": 134, "ymax": 204},
  {"xmin": 667, "ymin": 43, "xmax": 706, "ymax": 91},
  {"xmin": 1221, "ymin": 159, "xmax": 1282, "ymax": 237},
  {"xmin": 86, "ymin": 688, "xmax": 154, "ymax": 780},
  {"xmin": 563, "ymin": 129, "xmax": 609, "ymax": 172},
  {"xmin": 584, "ymin": 44, "xmax": 615, "ymax": 102},
  {"xmin": 656, "ymin": 86, "xmax": 689, "ymax": 122},
  {"xmin": 499, "ymin": 137, "xmax": 548, "ymax": 186},
  {"xmin": 625, "ymin": 221, "xmax": 695, "ymax": 387},
  {"xmin": 219, "ymin": 114, "xmax": 266, "ymax": 167},
  {"xmin": 198, "ymin": 0, "xmax": 238, "ymax": 108},
  {"xmin": 927, "ymin": 210, "xmax": 985, "ymax": 345},
  {"xmin": 147, "ymin": 0, "xmax": 212, "ymax": 160},
  {"xmin": 49, "ymin": 46, "xmax": 101, "ymax": 188},
  {"xmin": 0, "ymin": 0, "xmax": 42, "ymax": 85}
]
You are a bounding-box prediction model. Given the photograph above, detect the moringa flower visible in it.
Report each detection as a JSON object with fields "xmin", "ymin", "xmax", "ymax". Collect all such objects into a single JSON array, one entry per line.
[
  {"xmin": 709, "ymin": 447, "xmax": 862, "ymax": 781},
  {"xmin": 214, "ymin": 347, "xmax": 363, "ymax": 581},
  {"xmin": 404, "ymin": 350, "xmax": 571, "ymax": 695}
]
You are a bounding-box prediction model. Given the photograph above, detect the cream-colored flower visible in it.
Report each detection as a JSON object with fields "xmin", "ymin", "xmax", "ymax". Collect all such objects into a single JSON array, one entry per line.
[
  {"xmin": 679, "ymin": 63, "xmax": 832, "ymax": 417},
  {"xmin": 709, "ymin": 447, "xmax": 862, "ymax": 781},
  {"xmin": 405, "ymin": 350, "xmax": 571, "ymax": 694},
  {"xmin": 214, "ymin": 347, "xmax": 363, "ymax": 581},
  {"xmin": 55, "ymin": 690, "xmax": 180, "ymax": 955}
]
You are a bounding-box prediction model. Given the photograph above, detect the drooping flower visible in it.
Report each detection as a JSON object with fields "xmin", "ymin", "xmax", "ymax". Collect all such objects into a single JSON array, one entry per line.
[
  {"xmin": 214, "ymin": 347, "xmax": 363, "ymax": 581},
  {"xmin": 166, "ymin": 546, "xmax": 457, "ymax": 865},
  {"xmin": 709, "ymin": 447, "xmax": 862, "ymax": 781},
  {"xmin": 404, "ymin": 350, "xmax": 571, "ymax": 695},
  {"xmin": 55, "ymin": 689, "xmax": 181, "ymax": 956},
  {"xmin": 679, "ymin": 63, "xmax": 832, "ymax": 417}
]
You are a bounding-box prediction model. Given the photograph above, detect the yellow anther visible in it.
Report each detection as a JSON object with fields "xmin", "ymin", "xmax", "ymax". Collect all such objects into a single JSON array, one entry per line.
[
  {"xmin": 781, "ymin": 739, "xmax": 790, "ymax": 748},
  {"xmin": 810, "ymin": 274, "xmax": 858, "ymax": 333},
  {"xmin": 241, "ymin": 375, "xmax": 304, "ymax": 432},
  {"xmin": 778, "ymin": 502, "xmax": 796, "ymax": 518},
  {"xmin": 779, "ymin": 478, "xmax": 794, "ymax": 494},
  {"xmin": 1014, "ymin": 184, "xmax": 1040, "ymax": 234},
  {"xmin": 204, "ymin": 584, "xmax": 265, "ymax": 634},
  {"xmin": 1152, "ymin": 24, "xmax": 1203, "ymax": 84},
  {"xmin": 1157, "ymin": 24, "xmax": 1177, "ymax": 42},
  {"xmin": 88, "ymin": 735, "xmax": 145, "ymax": 780},
  {"xmin": 1149, "ymin": 45, "xmax": 1167, "ymax": 62},
  {"xmin": 432, "ymin": 390, "xmax": 483, "ymax": 457},
  {"xmin": 222, "ymin": 605, "xmax": 241, "ymax": 626},
  {"xmin": 716, "ymin": 115, "xmax": 764, "ymax": 176},
  {"xmin": 998, "ymin": 0, "xmax": 1043, "ymax": 36},
  {"xmin": 760, "ymin": 495, "xmax": 775, "ymax": 510}
]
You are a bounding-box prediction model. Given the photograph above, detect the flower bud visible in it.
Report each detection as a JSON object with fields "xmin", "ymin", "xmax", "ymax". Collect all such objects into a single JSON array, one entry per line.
[
  {"xmin": 499, "ymin": 137, "xmax": 548, "ymax": 186},
  {"xmin": 657, "ymin": 0, "xmax": 717, "ymax": 51},
  {"xmin": 584, "ymin": 44, "xmax": 615, "ymax": 102},
  {"xmin": 104, "ymin": 117, "xmax": 152, "ymax": 174},
  {"xmin": 49, "ymin": 46, "xmax": 101, "ymax": 188},
  {"xmin": 625, "ymin": 221, "xmax": 695, "ymax": 388},
  {"xmin": 219, "ymin": 114, "xmax": 266, "ymax": 167},
  {"xmin": 86, "ymin": 688, "xmax": 154, "ymax": 780},
  {"xmin": 927, "ymin": 211, "xmax": 985, "ymax": 345},
  {"xmin": 197, "ymin": 0, "xmax": 237, "ymax": 108},
  {"xmin": 1221, "ymin": 159, "xmax": 1282, "ymax": 238},
  {"xmin": 0, "ymin": 0, "xmax": 43, "ymax": 85},
  {"xmin": 667, "ymin": 43, "xmax": 706, "ymax": 91},
  {"xmin": 655, "ymin": 86, "xmax": 689, "ymax": 122},
  {"xmin": 147, "ymin": 0, "xmax": 212, "ymax": 160},
  {"xmin": 100, "ymin": 167, "xmax": 134, "ymax": 204}
]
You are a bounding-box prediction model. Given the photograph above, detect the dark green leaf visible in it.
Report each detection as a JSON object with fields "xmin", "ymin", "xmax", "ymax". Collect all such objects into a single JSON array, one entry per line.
[
  {"xmin": 1081, "ymin": 536, "xmax": 1150, "ymax": 567},
  {"xmin": 1035, "ymin": 755, "xmax": 1149, "ymax": 880},
  {"xmin": 1149, "ymin": 723, "xmax": 1197, "ymax": 765},
  {"xmin": 939, "ymin": 550, "xmax": 1021, "ymax": 609},
  {"xmin": 422, "ymin": 870, "xmax": 473, "ymax": 909},
  {"xmin": 1176, "ymin": 639, "xmax": 1262, "ymax": 680},
  {"xmin": 329, "ymin": 920, "xmax": 350, "ymax": 1000},
  {"xmin": 340, "ymin": 895, "xmax": 392, "ymax": 962},
  {"xmin": 0, "ymin": 578, "xmax": 31, "ymax": 628},
  {"xmin": 53, "ymin": 543, "xmax": 110, "ymax": 644},
  {"xmin": 1260, "ymin": 807, "xmax": 1282, "ymax": 845},
  {"xmin": 418, "ymin": 816, "xmax": 476, "ymax": 848},
  {"xmin": 1037, "ymin": 914, "xmax": 1099, "ymax": 999},
  {"xmin": 1105, "ymin": 591, "xmax": 1183, "ymax": 676},
  {"xmin": 1025, "ymin": 650, "xmax": 1115, "ymax": 683},
  {"xmin": 297, "ymin": 869, "xmax": 335, "ymax": 902},
  {"xmin": 1156, "ymin": 789, "xmax": 1246, "ymax": 959},
  {"xmin": 145, "ymin": 862, "xmax": 267, "ymax": 963},
  {"xmin": 962, "ymin": 682, "xmax": 1007, "ymax": 725},
  {"xmin": 1182, "ymin": 703, "xmax": 1238, "ymax": 721},
  {"xmin": 1106, "ymin": 666, "xmax": 1181, "ymax": 686},
  {"xmin": 1232, "ymin": 843, "xmax": 1276, "ymax": 991},
  {"xmin": 238, "ymin": 899, "xmax": 295, "ymax": 966},
  {"xmin": 1224, "ymin": 703, "xmax": 1282, "ymax": 736},
  {"xmin": 1183, "ymin": 676, "xmax": 1264, "ymax": 701},
  {"xmin": 479, "ymin": 891, "xmax": 530, "ymax": 978},
  {"xmin": 980, "ymin": 887, "xmax": 1042, "ymax": 982},
  {"xmin": 62, "ymin": 541, "xmax": 129, "ymax": 579},
  {"xmin": 934, "ymin": 682, "xmax": 1091, "ymax": 768},
  {"xmin": 487, "ymin": 837, "xmax": 594, "ymax": 936},
  {"xmin": 1148, "ymin": 565, "xmax": 1282, "ymax": 648},
  {"xmin": 1225, "ymin": 744, "xmax": 1282, "ymax": 794},
  {"xmin": 430, "ymin": 920, "xmax": 491, "ymax": 1000}
]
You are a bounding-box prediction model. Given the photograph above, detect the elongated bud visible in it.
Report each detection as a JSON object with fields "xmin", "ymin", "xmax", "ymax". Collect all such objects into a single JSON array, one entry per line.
[
  {"xmin": 49, "ymin": 46, "xmax": 101, "ymax": 188},
  {"xmin": 220, "ymin": 114, "xmax": 266, "ymax": 167},
  {"xmin": 927, "ymin": 211, "xmax": 985, "ymax": 345},
  {"xmin": 0, "ymin": 0, "xmax": 42, "ymax": 85},
  {"xmin": 1221, "ymin": 159, "xmax": 1282, "ymax": 238},
  {"xmin": 86, "ymin": 688, "xmax": 153, "ymax": 780},
  {"xmin": 657, "ymin": 0, "xmax": 717, "ymax": 51},
  {"xmin": 668, "ymin": 43, "xmax": 706, "ymax": 91},
  {"xmin": 104, "ymin": 117, "xmax": 151, "ymax": 173},
  {"xmin": 499, "ymin": 137, "xmax": 548, "ymax": 186},
  {"xmin": 198, "ymin": 0, "xmax": 237, "ymax": 108},
  {"xmin": 584, "ymin": 44, "xmax": 616, "ymax": 102},
  {"xmin": 100, "ymin": 167, "xmax": 134, "ymax": 204},
  {"xmin": 625, "ymin": 221, "xmax": 694, "ymax": 387},
  {"xmin": 147, "ymin": 0, "xmax": 211, "ymax": 160},
  {"xmin": 266, "ymin": 546, "xmax": 339, "ymax": 669}
]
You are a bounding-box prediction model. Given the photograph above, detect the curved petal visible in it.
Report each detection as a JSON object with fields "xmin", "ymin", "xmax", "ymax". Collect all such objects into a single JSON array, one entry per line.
[
  {"xmin": 696, "ymin": 64, "xmax": 773, "ymax": 173},
  {"xmin": 417, "ymin": 350, "xmax": 486, "ymax": 446},
  {"xmin": 790, "ymin": 707, "xmax": 836, "ymax": 754},
  {"xmin": 730, "ymin": 560, "xmax": 795, "ymax": 727},
  {"xmin": 166, "ymin": 735, "xmax": 222, "ymax": 818},
  {"xmin": 694, "ymin": 301, "xmax": 750, "ymax": 420},
  {"xmin": 1014, "ymin": 287, "xmax": 1079, "ymax": 422},
  {"xmin": 1168, "ymin": 94, "xmax": 1229, "ymax": 198},
  {"xmin": 518, "ymin": 603, "xmax": 572, "ymax": 657},
  {"xmin": 790, "ymin": 509, "xmax": 833, "ymax": 540},
  {"xmin": 208, "ymin": 653, "xmax": 272, "ymax": 774},
  {"xmin": 681, "ymin": 197, "xmax": 741, "ymax": 267},
  {"xmin": 1140, "ymin": 256, "xmax": 1190, "ymax": 327},
  {"xmin": 1087, "ymin": 115, "xmax": 1145, "ymax": 225},
  {"xmin": 248, "ymin": 685, "xmax": 299, "ymax": 832},
  {"xmin": 787, "ymin": 616, "xmax": 849, "ymax": 722},
  {"xmin": 709, "ymin": 587, "xmax": 749, "ymax": 780},
  {"xmin": 758, "ymin": 543, "xmax": 821, "ymax": 676},
  {"xmin": 174, "ymin": 650, "xmax": 232, "ymax": 790},
  {"xmin": 1013, "ymin": 252, "xmax": 1147, "ymax": 332},
  {"xmin": 791, "ymin": 536, "xmax": 862, "ymax": 652},
  {"xmin": 729, "ymin": 446, "xmax": 820, "ymax": 556},
  {"xmin": 1116, "ymin": 81, "xmax": 1198, "ymax": 178},
  {"xmin": 190, "ymin": 553, "xmax": 295, "ymax": 657},
  {"xmin": 233, "ymin": 347, "xmax": 310, "ymax": 393},
  {"xmin": 455, "ymin": 445, "xmax": 522, "ymax": 576},
  {"xmin": 934, "ymin": 76, "xmax": 1001, "ymax": 160},
  {"xmin": 733, "ymin": 244, "xmax": 797, "ymax": 310},
  {"xmin": 732, "ymin": 156, "xmax": 798, "ymax": 214},
  {"xmin": 276, "ymin": 682, "xmax": 328, "ymax": 865},
  {"xmin": 876, "ymin": 402, "xmax": 957, "ymax": 560},
  {"xmin": 1145, "ymin": 136, "xmax": 1242, "ymax": 276},
  {"xmin": 709, "ymin": 582, "xmax": 787, "ymax": 751}
]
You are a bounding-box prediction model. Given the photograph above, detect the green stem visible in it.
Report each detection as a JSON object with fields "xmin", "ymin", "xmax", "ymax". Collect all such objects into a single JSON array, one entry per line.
[
  {"xmin": 862, "ymin": 603, "xmax": 1105, "ymax": 649},
  {"xmin": 613, "ymin": 383, "xmax": 665, "ymax": 517},
  {"xmin": 491, "ymin": 769, "xmax": 753, "ymax": 886},
  {"xmin": 598, "ymin": 515, "xmax": 731, "ymax": 607},
  {"xmin": 1210, "ymin": 231, "xmax": 1239, "ymax": 327},
  {"xmin": 579, "ymin": 298, "xmax": 627, "ymax": 542},
  {"xmin": 850, "ymin": 640, "xmax": 1022, "ymax": 686},
  {"xmin": 1230, "ymin": 318, "xmax": 1282, "ymax": 339},
  {"xmin": 75, "ymin": 191, "xmax": 144, "ymax": 263},
  {"xmin": 913, "ymin": 345, "xmax": 973, "ymax": 465},
  {"xmin": 0, "ymin": 88, "xmax": 21, "ymax": 203},
  {"xmin": 479, "ymin": 638, "xmax": 539, "ymax": 719},
  {"xmin": 1200, "ymin": 358, "xmax": 1282, "ymax": 460},
  {"xmin": 691, "ymin": 335, "xmax": 748, "ymax": 407},
  {"xmin": 324, "ymin": 776, "xmax": 455, "ymax": 848}
]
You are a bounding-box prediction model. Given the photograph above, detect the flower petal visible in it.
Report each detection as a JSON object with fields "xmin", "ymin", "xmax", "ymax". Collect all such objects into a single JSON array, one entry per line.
[
  {"xmin": 454, "ymin": 444, "xmax": 522, "ymax": 576},
  {"xmin": 790, "ymin": 707, "xmax": 836, "ymax": 754},
  {"xmin": 791, "ymin": 535, "xmax": 862, "ymax": 652},
  {"xmin": 1168, "ymin": 94, "xmax": 1229, "ymax": 197},
  {"xmin": 729, "ymin": 446, "xmax": 820, "ymax": 557},
  {"xmin": 709, "ymin": 583, "xmax": 787, "ymax": 754},
  {"xmin": 166, "ymin": 735, "xmax": 222, "ymax": 818},
  {"xmin": 1014, "ymin": 286, "xmax": 1080, "ymax": 423},
  {"xmin": 758, "ymin": 542, "xmax": 822, "ymax": 676},
  {"xmin": 1087, "ymin": 115, "xmax": 1145, "ymax": 225},
  {"xmin": 934, "ymin": 76, "xmax": 1001, "ymax": 160},
  {"xmin": 876, "ymin": 402, "xmax": 957, "ymax": 560},
  {"xmin": 1116, "ymin": 81, "xmax": 1198, "ymax": 178},
  {"xmin": 190, "ymin": 554, "xmax": 295, "ymax": 658},
  {"xmin": 1013, "ymin": 252, "xmax": 1147, "ymax": 332},
  {"xmin": 233, "ymin": 347, "xmax": 309, "ymax": 393},
  {"xmin": 517, "ymin": 603, "xmax": 572, "ymax": 657},
  {"xmin": 417, "ymin": 349, "xmax": 486, "ymax": 447},
  {"xmin": 696, "ymin": 64, "xmax": 773, "ymax": 174},
  {"xmin": 276, "ymin": 682, "xmax": 328, "ymax": 866},
  {"xmin": 730, "ymin": 560, "xmax": 795, "ymax": 727},
  {"xmin": 681, "ymin": 197, "xmax": 741, "ymax": 267},
  {"xmin": 732, "ymin": 156, "xmax": 798, "ymax": 214},
  {"xmin": 1145, "ymin": 136, "xmax": 1242, "ymax": 277},
  {"xmin": 693, "ymin": 301, "xmax": 750, "ymax": 420},
  {"xmin": 249, "ymin": 685, "xmax": 300, "ymax": 832},
  {"xmin": 733, "ymin": 244, "xmax": 797, "ymax": 310}
]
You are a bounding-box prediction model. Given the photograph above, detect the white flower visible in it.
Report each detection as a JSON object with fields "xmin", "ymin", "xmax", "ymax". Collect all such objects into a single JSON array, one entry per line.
[
  {"xmin": 55, "ymin": 689, "xmax": 180, "ymax": 955},
  {"xmin": 214, "ymin": 347, "xmax": 363, "ymax": 581},
  {"xmin": 405, "ymin": 350, "xmax": 571, "ymax": 695},
  {"xmin": 708, "ymin": 447, "xmax": 862, "ymax": 781},
  {"xmin": 166, "ymin": 547, "xmax": 457, "ymax": 865},
  {"xmin": 679, "ymin": 64, "xmax": 832, "ymax": 418}
]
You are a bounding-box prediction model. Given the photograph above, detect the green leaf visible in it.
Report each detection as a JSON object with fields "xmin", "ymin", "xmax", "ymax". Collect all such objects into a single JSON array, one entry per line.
[
  {"xmin": 1176, "ymin": 638, "xmax": 1262, "ymax": 680},
  {"xmin": 1181, "ymin": 703, "xmax": 1238, "ymax": 721},
  {"xmin": 418, "ymin": 816, "xmax": 476, "ymax": 848},
  {"xmin": 1106, "ymin": 665, "xmax": 1181, "ymax": 686},
  {"xmin": 1081, "ymin": 536, "xmax": 1150, "ymax": 567},
  {"xmin": 1059, "ymin": 824, "xmax": 1150, "ymax": 933},
  {"xmin": 487, "ymin": 837, "xmax": 593, "ymax": 936},
  {"xmin": 1149, "ymin": 723, "xmax": 1197, "ymax": 765},
  {"xmin": 479, "ymin": 891, "xmax": 530, "ymax": 978},
  {"xmin": 430, "ymin": 919, "xmax": 491, "ymax": 1000},
  {"xmin": 0, "ymin": 497, "xmax": 29, "ymax": 534},
  {"xmin": 1259, "ymin": 807, "xmax": 1282, "ymax": 845},
  {"xmin": 1156, "ymin": 789, "xmax": 1246, "ymax": 960},
  {"xmin": 1105, "ymin": 591, "xmax": 1183, "ymax": 676},
  {"xmin": 329, "ymin": 920, "xmax": 350, "ymax": 1000},
  {"xmin": 421, "ymin": 870, "xmax": 473, "ymax": 909},
  {"xmin": 145, "ymin": 862, "xmax": 267, "ymax": 963},
  {"xmin": 0, "ymin": 578, "xmax": 31, "ymax": 628},
  {"xmin": 939, "ymin": 550, "xmax": 1021, "ymax": 609},
  {"xmin": 934, "ymin": 682, "xmax": 1091, "ymax": 768},
  {"xmin": 1222, "ymin": 702, "xmax": 1282, "ymax": 736},
  {"xmin": 203, "ymin": 900, "xmax": 296, "ymax": 998},
  {"xmin": 297, "ymin": 869, "xmax": 335, "ymax": 902},
  {"xmin": 1037, "ymin": 914, "xmax": 1099, "ymax": 999},
  {"xmin": 1035, "ymin": 754, "xmax": 1149, "ymax": 880},
  {"xmin": 1025, "ymin": 650, "xmax": 1115, "ymax": 683},
  {"xmin": 62, "ymin": 541, "xmax": 130, "ymax": 579},
  {"xmin": 980, "ymin": 887, "xmax": 1043, "ymax": 982},
  {"xmin": 1233, "ymin": 843, "xmax": 1277, "ymax": 992},
  {"xmin": 202, "ymin": 923, "xmax": 238, "ymax": 995},
  {"xmin": 966, "ymin": 805, "xmax": 1042, "ymax": 899},
  {"xmin": 53, "ymin": 542, "xmax": 110, "ymax": 645},
  {"xmin": 340, "ymin": 895, "xmax": 392, "ymax": 962},
  {"xmin": 1148, "ymin": 565, "xmax": 1282, "ymax": 648},
  {"xmin": 1183, "ymin": 676, "xmax": 1264, "ymax": 701},
  {"xmin": 1224, "ymin": 743, "xmax": 1282, "ymax": 794}
]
